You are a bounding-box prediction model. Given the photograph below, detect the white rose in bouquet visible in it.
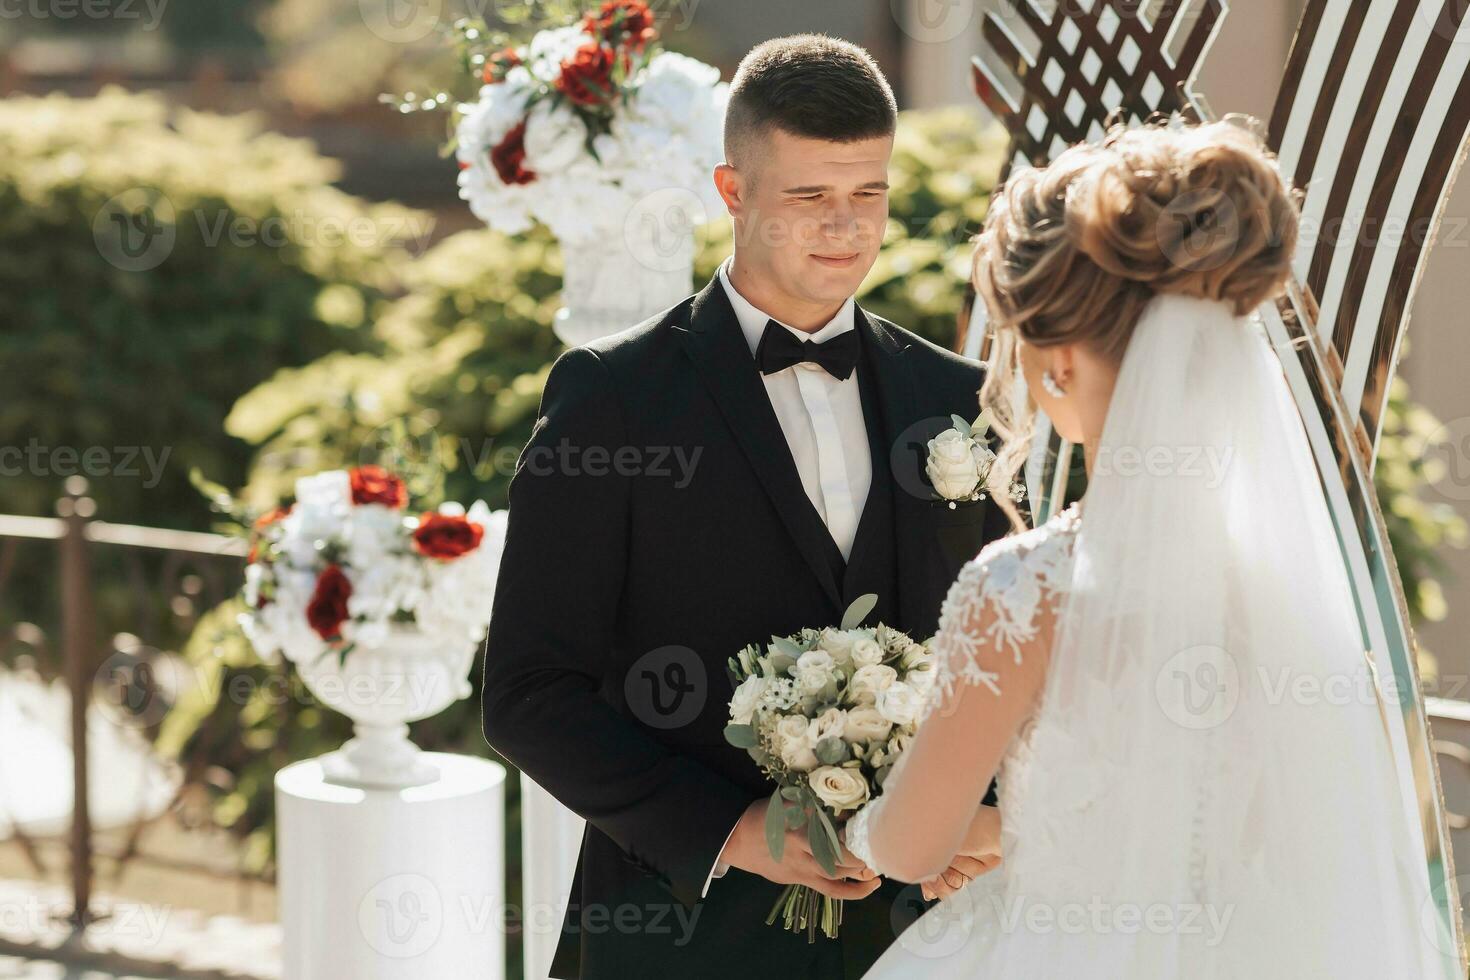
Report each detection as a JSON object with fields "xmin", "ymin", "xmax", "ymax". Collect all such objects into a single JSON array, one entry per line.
[
  {"xmin": 849, "ymin": 664, "xmax": 898, "ymax": 706},
  {"xmin": 776, "ymin": 715, "xmax": 818, "ymax": 772},
  {"xmin": 887, "ymin": 731, "xmax": 914, "ymax": 758},
  {"xmin": 809, "ymin": 766, "xmax": 870, "ymax": 813},
  {"xmin": 808, "ymin": 706, "xmax": 848, "ymax": 746},
  {"xmin": 793, "ymin": 649, "xmax": 835, "ymax": 694},
  {"xmin": 907, "ymin": 664, "xmax": 937, "ymax": 697},
  {"xmin": 850, "ymin": 635, "xmax": 884, "ymax": 667},
  {"xmin": 728, "ymin": 674, "xmax": 767, "ymax": 727},
  {"xmin": 844, "ymin": 706, "xmax": 893, "ymax": 744},
  {"xmin": 877, "ymin": 681, "xmax": 923, "ymax": 727},
  {"xmin": 817, "ymin": 627, "xmax": 855, "ymax": 663}
]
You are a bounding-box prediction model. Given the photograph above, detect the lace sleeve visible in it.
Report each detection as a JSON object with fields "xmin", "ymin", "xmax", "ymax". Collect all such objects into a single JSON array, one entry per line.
[
  {"xmin": 845, "ymin": 792, "xmax": 877, "ymax": 868},
  {"xmin": 922, "ymin": 531, "xmax": 1070, "ymax": 722},
  {"xmin": 845, "ymin": 519, "xmax": 1075, "ymax": 880}
]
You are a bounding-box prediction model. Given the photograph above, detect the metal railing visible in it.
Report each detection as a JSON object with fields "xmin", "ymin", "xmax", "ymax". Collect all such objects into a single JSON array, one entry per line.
[{"xmin": 0, "ymin": 476, "xmax": 246, "ymax": 926}]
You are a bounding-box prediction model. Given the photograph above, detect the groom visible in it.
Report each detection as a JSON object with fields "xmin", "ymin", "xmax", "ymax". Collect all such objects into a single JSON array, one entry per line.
[{"xmin": 482, "ymin": 34, "xmax": 1009, "ymax": 979}]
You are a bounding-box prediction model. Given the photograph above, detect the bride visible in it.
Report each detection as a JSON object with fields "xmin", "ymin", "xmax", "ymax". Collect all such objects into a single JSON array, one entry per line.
[{"xmin": 845, "ymin": 119, "xmax": 1441, "ymax": 976}]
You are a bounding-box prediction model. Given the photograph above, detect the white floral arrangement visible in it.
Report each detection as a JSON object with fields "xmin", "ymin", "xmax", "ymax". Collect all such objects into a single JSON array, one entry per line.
[
  {"xmin": 239, "ymin": 465, "xmax": 507, "ymax": 667},
  {"xmin": 453, "ymin": 0, "xmax": 727, "ymax": 246},
  {"xmin": 926, "ymin": 412, "xmax": 1026, "ymax": 507},
  {"xmin": 723, "ymin": 594, "xmax": 934, "ymax": 941}
]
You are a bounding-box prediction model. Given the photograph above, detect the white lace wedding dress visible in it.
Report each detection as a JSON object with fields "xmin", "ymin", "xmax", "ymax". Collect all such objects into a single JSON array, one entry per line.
[
  {"xmin": 845, "ymin": 294, "xmax": 1446, "ymax": 977},
  {"xmin": 847, "ymin": 504, "xmax": 1094, "ymax": 971}
]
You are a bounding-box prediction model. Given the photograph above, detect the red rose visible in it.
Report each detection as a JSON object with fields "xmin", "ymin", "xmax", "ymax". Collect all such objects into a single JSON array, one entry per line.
[
  {"xmin": 349, "ymin": 465, "xmax": 407, "ymax": 508},
  {"xmin": 490, "ymin": 120, "xmax": 537, "ymax": 186},
  {"xmin": 584, "ymin": 0, "xmax": 657, "ymax": 51},
  {"xmin": 413, "ymin": 513, "xmax": 485, "ymax": 561},
  {"xmin": 306, "ymin": 565, "xmax": 353, "ymax": 641},
  {"xmin": 482, "ymin": 46, "xmax": 523, "ymax": 85},
  {"xmin": 556, "ymin": 42, "xmax": 618, "ymax": 107}
]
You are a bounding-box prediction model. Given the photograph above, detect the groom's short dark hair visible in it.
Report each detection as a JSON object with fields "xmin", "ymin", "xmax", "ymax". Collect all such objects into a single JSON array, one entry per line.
[{"xmin": 725, "ymin": 34, "xmax": 898, "ymax": 170}]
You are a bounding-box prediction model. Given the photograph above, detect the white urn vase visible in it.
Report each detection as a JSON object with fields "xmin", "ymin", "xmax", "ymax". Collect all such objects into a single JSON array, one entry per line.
[
  {"xmin": 553, "ymin": 199, "xmax": 698, "ymax": 347},
  {"xmin": 293, "ymin": 625, "xmax": 477, "ymax": 790}
]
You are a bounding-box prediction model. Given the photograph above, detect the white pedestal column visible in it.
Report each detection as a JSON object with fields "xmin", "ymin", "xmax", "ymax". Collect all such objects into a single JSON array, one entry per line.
[
  {"xmin": 519, "ymin": 775, "xmax": 585, "ymax": 980},
  {"xmin": 276, "ymin": 753, "xmax": 506, "ymax": 980}
]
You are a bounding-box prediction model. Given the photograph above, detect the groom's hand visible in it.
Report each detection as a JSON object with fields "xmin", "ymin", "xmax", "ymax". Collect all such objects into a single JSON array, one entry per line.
[
  {"xmin": 919, "ymin": 804, "xmax": 1002, "ymax": 901},
  {"xmin": 722, "ymin": 799, "xmax": 882, "ymax": 901}
]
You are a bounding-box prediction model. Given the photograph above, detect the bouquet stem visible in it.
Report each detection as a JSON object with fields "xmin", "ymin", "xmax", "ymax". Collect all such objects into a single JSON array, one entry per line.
[{"xmin": 766, "ymin": 884, "xmax": 843, "ymax": 942}]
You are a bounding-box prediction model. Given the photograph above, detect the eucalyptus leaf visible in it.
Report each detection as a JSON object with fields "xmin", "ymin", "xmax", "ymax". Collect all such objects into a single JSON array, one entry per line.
[
  {"xmin": 784, "ymin": 800, "xmax": 805, "ymax": 830},
  {"xmin": 765, "ymin": 792, "xmax": 786, "ymax": 862},
  {"xmin": 815, "ymin": 737, "xmax": 849, "ymax": 766},
  {"xmin": 973, "ymin": 409, "xmax": 994, "ymax": 437},
  {"xmin": 817, "ymin": 807, "xmax": 843, "ymax": 853},
  {"xmin": 808, "ymin": 814, "xmax": 839, "ymax": 876},
  {"xmin": 780, "ymin": 786, "xmax": 802, "ymax": 801},
  {"xmin": 724, "ymin": 723, "xmax": 757, "ymax": 749},
  {"xmin": 768, "ymin": 653, "xmax": 797, "ymax": 675},
  {"xmin": 841, "ymin": 593, "xmax": 878, "ymax": 631},
  {"xmin": 772, "ymin": 636, "xmax": 805, "ymax": 660},
  {"xmin": 950, "ymin": 414, "xmax": 973, "ymax": 440}
]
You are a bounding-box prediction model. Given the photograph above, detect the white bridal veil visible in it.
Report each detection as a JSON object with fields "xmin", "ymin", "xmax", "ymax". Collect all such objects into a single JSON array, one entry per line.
[{"xmin": 939, "ymin": 294, "xmax": 1440, "ymax": 976}]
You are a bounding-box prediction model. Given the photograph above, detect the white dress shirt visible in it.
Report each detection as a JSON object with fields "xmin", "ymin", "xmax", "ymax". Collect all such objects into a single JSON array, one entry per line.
[
  {"xmin": 703, "ymin": 259, "xmax": 874, "ymax": 895},
  {"xmin": 718, "ymin": 259, "xmax": 873, "ymax": 559}
]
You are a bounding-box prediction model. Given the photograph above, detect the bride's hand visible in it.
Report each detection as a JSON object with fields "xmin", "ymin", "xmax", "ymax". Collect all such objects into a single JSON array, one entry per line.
[{"xmin": 919, "ymin": 805, "xmax": 1002, "ymax": 901}]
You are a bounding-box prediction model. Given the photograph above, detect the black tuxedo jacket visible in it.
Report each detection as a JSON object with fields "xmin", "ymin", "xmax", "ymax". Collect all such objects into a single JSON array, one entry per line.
[{"xmin": 481, "ymin": 275, "xmax": 1011, "ymax": 979}]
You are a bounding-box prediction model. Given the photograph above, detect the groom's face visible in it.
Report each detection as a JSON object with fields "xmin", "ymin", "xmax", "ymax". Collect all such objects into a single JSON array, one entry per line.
[{"xmin": 725, "ymin": 129, "xmax": 893, "ymax": 307}]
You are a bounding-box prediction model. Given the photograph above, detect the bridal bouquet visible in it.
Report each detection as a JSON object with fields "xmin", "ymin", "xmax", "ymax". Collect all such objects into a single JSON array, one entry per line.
[
  {"xmin": 724, "ymin": 595, "xmax": 935, "ymax": 941},
  {"xmin": 453, "ymin": 0, "xmax": 727, "ymax": 245},
  {"xmin": 237, "ymin": 465, "xmax": 507, "ymax": 668}
]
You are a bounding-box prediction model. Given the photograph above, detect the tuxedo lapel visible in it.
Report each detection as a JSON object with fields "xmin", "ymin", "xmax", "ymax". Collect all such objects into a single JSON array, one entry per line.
[
  {"xmin": 676, "ymin": 278, "xmax": 845, "ymax": 610},
  {"xmin": 850, "ymin": 308, "xmax": 935, "ymax": 634},
  {"xmin": 841, "ymin": 339, "xmax": 895, "ymax": 609}
]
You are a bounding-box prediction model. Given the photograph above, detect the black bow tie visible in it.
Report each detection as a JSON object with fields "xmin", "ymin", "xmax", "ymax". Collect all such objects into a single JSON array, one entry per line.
[{"xmin": 755, "ymin": 320, "xmax": 860, "ymax": 381}]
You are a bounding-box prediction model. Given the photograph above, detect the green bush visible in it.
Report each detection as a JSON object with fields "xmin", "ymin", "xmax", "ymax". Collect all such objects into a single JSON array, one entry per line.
[
  {"xmin": 0, "ymin": 87, "xmax": 420, "ymax": 530},
  {"xmin": 1376, "ymin": 375, "xmax": 1470, "ymax": 681}
]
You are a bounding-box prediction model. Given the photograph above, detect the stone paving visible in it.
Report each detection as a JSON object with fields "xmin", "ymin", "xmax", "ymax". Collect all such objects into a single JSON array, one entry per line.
[{"xmin": 0, "ymin": 880, "xmax": 278, "ymax": 980}]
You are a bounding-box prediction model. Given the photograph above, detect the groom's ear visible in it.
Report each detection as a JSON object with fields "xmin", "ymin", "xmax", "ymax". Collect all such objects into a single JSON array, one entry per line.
[{"xmin": 713, "ymin": 163, "xmax": 746, "ymax": 218}]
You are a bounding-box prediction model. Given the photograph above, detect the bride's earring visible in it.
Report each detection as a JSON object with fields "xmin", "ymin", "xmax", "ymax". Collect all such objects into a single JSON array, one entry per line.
[{"xmin": 1041, "ymin": 370, "xmax": 1067, "ymax": 398}]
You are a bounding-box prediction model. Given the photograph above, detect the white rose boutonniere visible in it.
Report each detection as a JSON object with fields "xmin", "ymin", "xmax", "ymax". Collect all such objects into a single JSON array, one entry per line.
[{"xmin": 925, "ymin": 412, "xmax": 1025, "ymax": 509}]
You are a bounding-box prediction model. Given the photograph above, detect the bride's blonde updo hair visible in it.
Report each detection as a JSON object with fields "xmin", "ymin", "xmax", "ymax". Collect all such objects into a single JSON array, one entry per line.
[{"xmin": 974, "ymin": 118, "xmax": 1301, "ymax": 527}]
